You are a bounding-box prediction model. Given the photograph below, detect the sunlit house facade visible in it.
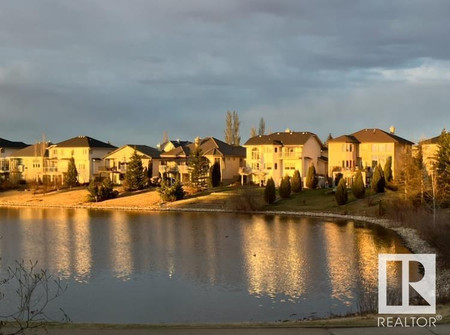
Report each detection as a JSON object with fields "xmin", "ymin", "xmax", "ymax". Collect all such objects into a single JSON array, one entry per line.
[
  {"xmin": 101, "ymin": 144, "xmax": 161, "ymax": 184},
  {"xmin": 242, "ymin": 130, "xmax": 327, "ymax": 187},
  {"xmin": 44, "ymin": 136, "xmax": 116, "ymax": 185},
  {"xmin": 159, "ymin": 137, "xmax": 246, "ymax": 185},
  {"xmin": 328, "ymin": 128, "xmax": 413, "ymax": 185}
]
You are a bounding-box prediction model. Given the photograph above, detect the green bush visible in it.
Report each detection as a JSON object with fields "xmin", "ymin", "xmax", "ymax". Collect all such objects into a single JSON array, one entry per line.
[
  {"xmin": 158, "ymin": 177, "xmax": 185, "ymax": 202},
  {"xmin": 352, "ymin": 170, "xmax": 365, "ymax": 199},
  {"xmin": 279, "ymin": 175, "xmax": 291, "ymax": 199},
  {"xmin": 384, "ymin": 156, "xmax": 393, "ymax": 182},
  {"xmin": 335, "ymin": 178, "xmax": 348, "ymax": 206},
  {"xmin": 371, "ymin": 164, "xmax": 385, "ymax": 193},
  {"xmin": 291, "ymin": 170, "xmax": 302, "ymax": 193},
  {"xmin": 334, "ymin": 173, "xmax": 343, "ymax": 187},
  {"xmin": 87, "ymin": 178, "xmax": 118, "ymax": 202},
  {"xmin": 209, "ymin": 162, "xmax": 221, "ymax": 188},
  {"xmin": 306, "ymin": 165, "xmax": 318, "ymax": 189},
  {"xmin": 264, "ymin": 178, "xmax": 276, "ymax": 204}
]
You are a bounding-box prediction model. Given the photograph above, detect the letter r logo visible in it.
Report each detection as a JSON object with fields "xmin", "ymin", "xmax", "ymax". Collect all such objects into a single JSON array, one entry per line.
[{"xmin": 378, "ymin": 254, "xmax": 435, "ymax": 314}]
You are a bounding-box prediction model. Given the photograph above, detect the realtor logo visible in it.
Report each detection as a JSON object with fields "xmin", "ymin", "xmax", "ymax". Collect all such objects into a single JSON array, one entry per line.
[{"xmin": 378, "ymin": 254, "xmax": 436, "ymax": 314}]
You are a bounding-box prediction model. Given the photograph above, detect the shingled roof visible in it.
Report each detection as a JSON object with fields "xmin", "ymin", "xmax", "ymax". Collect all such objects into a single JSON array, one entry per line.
[
  {"xmin": 10, "ymin": 142, "xmax": 52, "ymax": 157},
  {"xmin": 55, "ymin": 136, "xmax": 116, "ymax": 148},
  {"xmin": 0, "ymin": 138, "xmax": 29, "ymax": 149},
  {"xmin": 161, "ymin": 137, "xmax": 246, "ymax": 158},
  {"xmin": 105, "ymin": 144, "xmax": 161, "ymax": 159},
  {"xmin": 244, "ymin": 131, "xmax": 322, "ymax": 147},
  {"xmin": 419, "ymin": 131, "xmax": 447, "ymax": 145},
  {"xmin": 329, "ymin": 128, "xmax": 414, "ymax": 145}
]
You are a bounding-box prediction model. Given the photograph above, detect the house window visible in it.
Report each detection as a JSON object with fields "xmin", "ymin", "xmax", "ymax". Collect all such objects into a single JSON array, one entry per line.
[
  {"xmin": 251, "ymin": 148, "xmax": 260, "ymax": 160},
  {"xmin": 274, "ymin": 148, "xmax": 278, "ymax": 153},
  {"xmin": 274, "ymin": 163, "xmax": 278, "ymax": 170}
]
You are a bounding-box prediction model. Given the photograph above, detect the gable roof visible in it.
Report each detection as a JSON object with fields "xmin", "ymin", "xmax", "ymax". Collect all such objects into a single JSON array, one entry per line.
[
  {"xmin": 105, "ymin": 144, "xmax": 160, "ymax": 159},
  {"xmin": 419, "ymin": 131, "xmax": 447, "ymax": 145},
  {"xmin": 10, "ymin": 142, "xmax": 52, "ymax": 157},
  {"xmin": 55, "ymin": 136, "xmax": 116, "ymax": 148},
  {"xmin": 0, "ymin": 138, "xmax": 29, "ymax": 149},
  {"xmin": 244, "ymin": 131, "xmax": 323, "ymax": 147},
  {"xmin": 329, "ymin": 128, "xmax": 414, "ymax": 145},
  {"xmin": 159, "ymin": 139, "xmax": 192, "ymax": 152},
  {"xmin": 161, "ymin": 137, "xmax": 246, "ymax": 158},
  {"xmin": 329, "ymin": 135, "xmax": 360, "ymax": 143}
]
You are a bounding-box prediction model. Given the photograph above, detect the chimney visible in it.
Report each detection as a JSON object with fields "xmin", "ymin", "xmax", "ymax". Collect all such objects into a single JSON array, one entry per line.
[
  {"xmin": 389, "ymin": 125, "xmax": 396, "ymax": 134},
  {"xmin": 285, "ymin": 128, "xmax": 291, "ymax": 133}
]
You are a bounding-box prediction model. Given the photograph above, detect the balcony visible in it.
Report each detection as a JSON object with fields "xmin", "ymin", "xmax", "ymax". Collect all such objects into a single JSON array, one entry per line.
[
  {"xmin": 0, "ymin": 160, "xmax": 10, "ymax": 172},
  {"xmin": 159, "ymin": 163, "xmax": 189, "ymax": 175},
  {"xmin": 280, "ymin": 152, "xmax": 300, "ymax": 159},
  {"xmin": 43, "ymin": 167, "xmax": 58, "ymax": 173}
]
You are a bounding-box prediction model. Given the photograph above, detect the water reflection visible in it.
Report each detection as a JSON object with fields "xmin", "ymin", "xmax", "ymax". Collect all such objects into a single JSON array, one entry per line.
[{"xmin": 0, "ymin": 207, "xmax": 416, "ymax": 323}]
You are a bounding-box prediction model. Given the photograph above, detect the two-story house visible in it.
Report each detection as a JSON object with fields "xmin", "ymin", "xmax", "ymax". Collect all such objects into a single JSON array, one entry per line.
[
  {"xmin": 328, "ymin": 128, "xmax": 414, "ymax": 185},
  {"xmin": 243, "ymin": 130, "xmax": 327, "ymax": 186},
  {"xmin": 101, "ymin": 144, "xmax": 161, "ymax": 184},
  {"xmin": 0, "ymin": 138, "xmax": 29, "ymax": 181},
  {"xmin": 8, "ymin": 142, "xmax": 52, "ymax": 182},
  {"xmin": 44, "ymin": 136, "xmax": 116, "ymax": 185},
  {"xmin": 159, "ymin": 137, "xmax": 246, "ymax": 184}
]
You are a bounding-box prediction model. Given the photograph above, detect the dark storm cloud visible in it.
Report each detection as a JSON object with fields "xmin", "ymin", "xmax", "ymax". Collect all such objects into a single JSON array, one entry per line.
[{"xmin": 0, "ymin": 0, "xmax": 449, "ymax": 146}]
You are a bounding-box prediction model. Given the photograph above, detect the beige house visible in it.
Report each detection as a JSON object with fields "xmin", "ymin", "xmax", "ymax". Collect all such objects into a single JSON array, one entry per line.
[
  {"xmin": 419, "ymin": 131, "xmax": 447, "ymax": 174},
  {"xmin": 0, "ymin": 138, "xmax": 28, "ymax": 180},
  {"xmin": 44, "ymin": 136, "xmax": 116, "ymax": 185},
  {"xmin": 243, "ymin": 130, "xmax": 327, "ymax": 186},
  {"xmin": 159, "ymin": 137, "xmax": 246, "ymax": 184},
  {"xmin": 101, "ymin": 145, "xmax": 161, "ymax": 184},
  {"xmin": 328, "ymin": 128, "xmax": 413, "ymax": 185},
  {"xmin": 8, "ymin": 142, "xmax": 52, "ymax": 182}
]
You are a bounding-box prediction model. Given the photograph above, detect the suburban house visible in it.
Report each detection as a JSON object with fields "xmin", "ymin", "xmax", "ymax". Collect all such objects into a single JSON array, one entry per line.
[
  {"xmin": 8, "ymin": 142, "xmax": 52, "ymax": 182},
  {"xmin": 0, "ymin": 138, "xmax": 29, "ymax": 180},
  {"xmin": 328, "ymin": 127, "xmax": 414, "ymax": 185},
  {"xmin": 242, "ymin": 130, "xmax": 327, "ymax": 186},
  {"xmin": 419, "ymin": 130, "xmax": 447, "ymax": 174},
  {"xmin": 44, "ymin": 136, "xmax": 116, "ymax": 185},
  {"xmin": 159, "ymin": 137, "xmax": 246, "ymax": 184},
  {"xmin": 101, "ymin": 144, "xmax": 161, "ymax": 184}
]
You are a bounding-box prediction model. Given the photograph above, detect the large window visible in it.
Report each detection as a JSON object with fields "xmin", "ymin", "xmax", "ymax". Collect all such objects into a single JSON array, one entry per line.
[{"xmin": 251, "ymin": 148, "xmax": 260, "ymax": 160}]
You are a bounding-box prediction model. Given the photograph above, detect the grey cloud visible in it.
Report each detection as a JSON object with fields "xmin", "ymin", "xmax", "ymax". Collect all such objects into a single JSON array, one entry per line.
[{"xmin": 0, "ymin": 0, "xmax": 449, "ymax": 146}]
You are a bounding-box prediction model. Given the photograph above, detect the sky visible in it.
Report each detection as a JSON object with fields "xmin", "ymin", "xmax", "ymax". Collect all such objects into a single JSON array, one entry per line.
[{"xmin": 1, "ymin": 0, "xmax": 449, "ymax": 147}]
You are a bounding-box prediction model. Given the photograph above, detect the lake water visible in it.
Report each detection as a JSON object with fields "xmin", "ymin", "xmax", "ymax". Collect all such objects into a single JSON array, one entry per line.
[{"xmin": 0, "ymin": 207, "xmax": 415, "ymax": 324}]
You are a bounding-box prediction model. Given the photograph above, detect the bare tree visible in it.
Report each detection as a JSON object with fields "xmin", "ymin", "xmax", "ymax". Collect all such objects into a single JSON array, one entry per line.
[
  {"xmin": 0, "ymin": 259, "xmax": 69, "ymax": 335},
  {"xmin": 162, "ymin": 131, "xmax": 169, "ymax": 144},
  {"xmin": 250, "ymin": 126, "xmax": 257, "ymax": 138}
]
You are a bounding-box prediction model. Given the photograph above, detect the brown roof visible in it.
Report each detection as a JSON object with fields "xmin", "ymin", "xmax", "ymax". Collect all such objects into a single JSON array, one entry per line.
[
  {"xmin": 55, "ymin": 136, "xmax": 116, "ymax": 148},
  {"xmin": 329, "ymin": 128, "xmax": 414, "ymax": 145},
  {"xmin": 10, "ymin": 142, "xmax": 52, "ymax": 157},
  {"xmin": 161, "ymin": 137, "xmax": 246, "ymax": 158},
  {"xmin": 0, "ymin": 138, "xmax": 28, "ymax": 149},
  {"xmin": 419, "ymin": 131, "xmax": 447, "ymax": 145},
  {"xmin": 329, "ymin": 135, "xmax": 360, "ymax": 143},
  {"xmin": 244, "ymin": 131, "xmax": 323, "ymax": 147},
  {"xmin": 105, "ymin": 144, "xmax": 160, "ymax": 159}
]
